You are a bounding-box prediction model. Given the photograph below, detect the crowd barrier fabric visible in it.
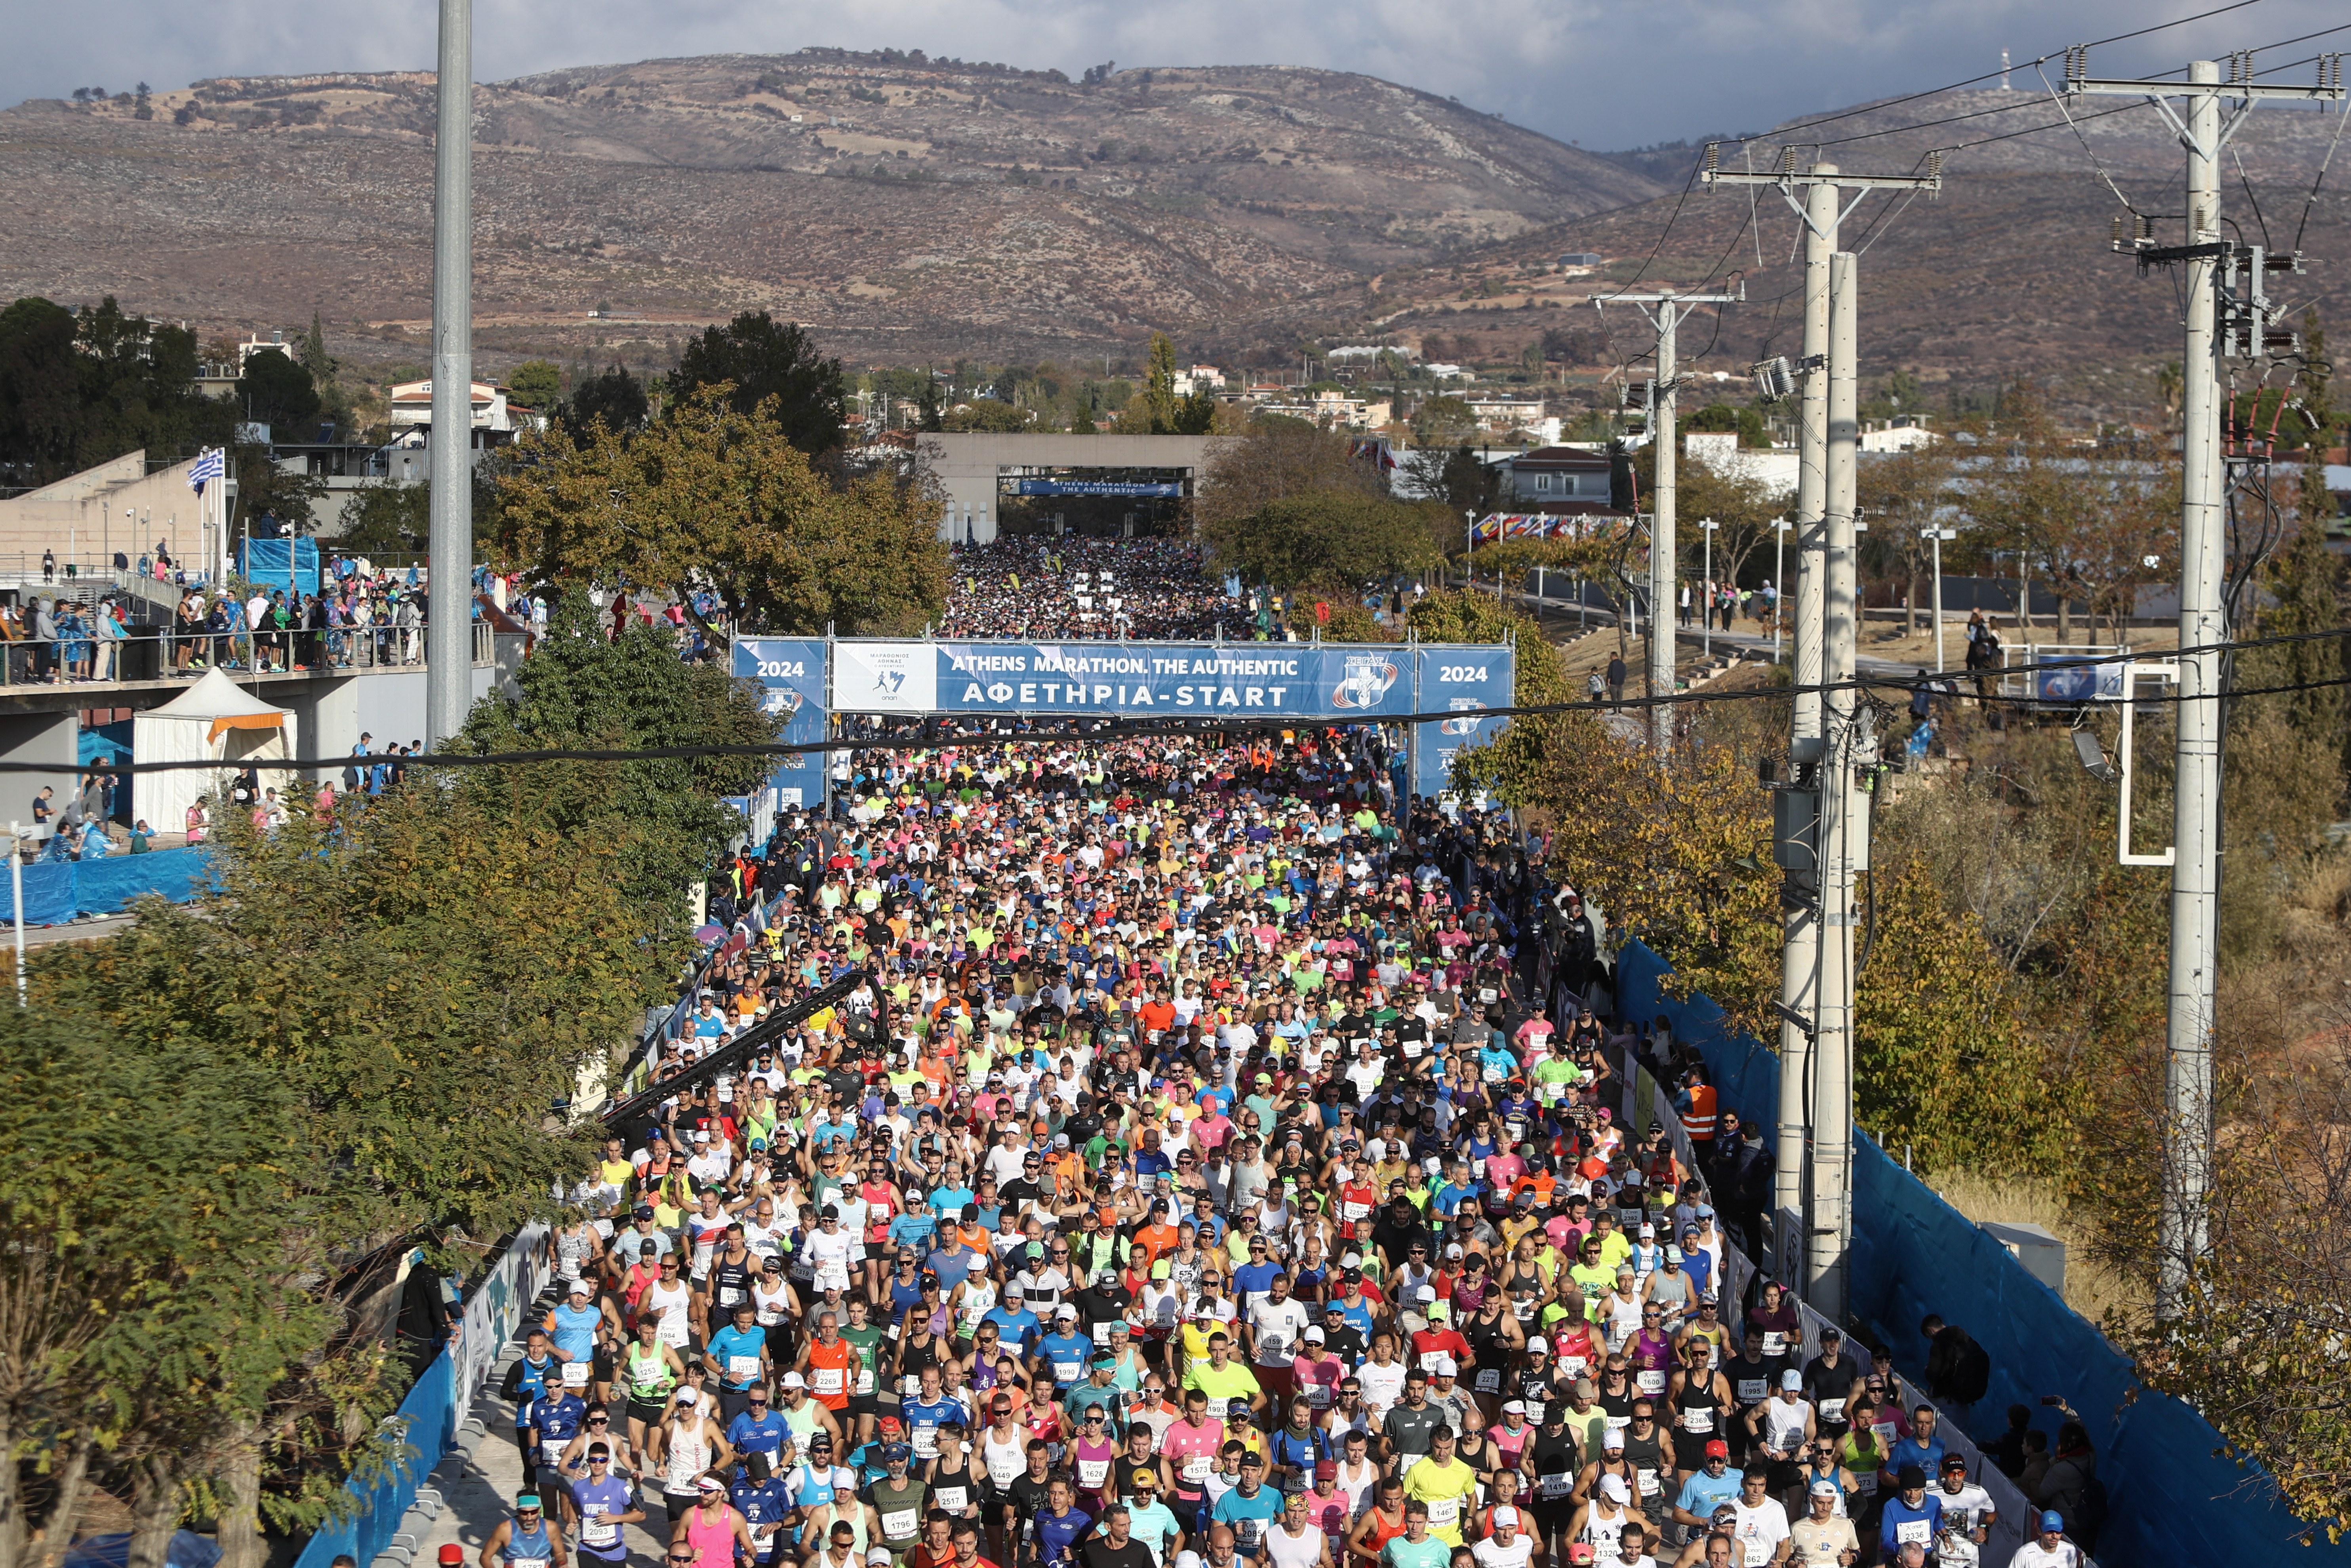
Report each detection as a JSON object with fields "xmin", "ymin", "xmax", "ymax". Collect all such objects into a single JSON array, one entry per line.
[
  {"xmin": 8, "ymin": 846, "xmax": 211, "ymax": 925},
  {"xmin": 1613, "ymin": 938, "xmax": 2349, "ymax": 1567},
  {"xmin": 452, "ymin": 1222, "xmax": 551, "ymax": 1404},
  {"xmin": 290, "ymin": 1347, "xmax": 455, "ymax": 1568}
]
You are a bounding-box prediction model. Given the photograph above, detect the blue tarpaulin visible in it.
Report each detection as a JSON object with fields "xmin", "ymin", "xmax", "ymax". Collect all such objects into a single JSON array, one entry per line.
[
  {"xmin": 73, "ymin": 846, "xmax": 210, "ymax": 914},
  {"xmin": 61, "ymin": 1533, "xmax": 220, "ymax": 1568},
  {"xmin": 5, "ymin": 846, "xmax": 209, "ymax": 925},
  {"xmin": 1614, "ymin": 939, "xmax": 2351, "ymax": 1566},
  {"xmin": 238, "ymin": 537, "xmax": 321, "ymax": 594}
]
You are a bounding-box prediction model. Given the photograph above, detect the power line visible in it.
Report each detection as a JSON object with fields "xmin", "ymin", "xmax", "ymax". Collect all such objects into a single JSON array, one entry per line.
[
  {"xmin": 49, "ymin": 625, "xmax": 2351, "ymax": 777},
  {"xmin": 1722, "ymin": 0, "xmax": 2271, "ymax": 149}
]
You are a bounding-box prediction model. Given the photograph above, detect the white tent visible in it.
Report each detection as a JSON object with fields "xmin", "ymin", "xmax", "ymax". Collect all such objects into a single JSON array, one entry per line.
[{"xmin": 131, "ymin": 670, "xmax": 298, "ymax": 836}]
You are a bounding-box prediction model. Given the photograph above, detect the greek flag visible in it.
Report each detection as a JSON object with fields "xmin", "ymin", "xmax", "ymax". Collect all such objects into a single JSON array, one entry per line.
[{"xmin": 187, "ymin": 447, "xmax": 225, "ymax": 489}]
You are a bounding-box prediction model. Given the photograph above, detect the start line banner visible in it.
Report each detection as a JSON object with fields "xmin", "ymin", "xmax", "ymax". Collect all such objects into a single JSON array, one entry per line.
[
  {"xmin": 731, "ymin": 638, "xmax": 1518, "ymax": 801},
  {"xmin": 834, "ymin": 640, "xmax": 1428, "ymax": 719}
]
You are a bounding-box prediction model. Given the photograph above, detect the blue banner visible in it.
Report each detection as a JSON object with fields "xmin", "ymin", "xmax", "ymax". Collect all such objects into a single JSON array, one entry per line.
[
  {"xmin": 831, "ymin": 640, "xmax": 1421, "ymax": 719},
  {"xmin": 1414, "ymin": 647, "xmax": 1515, "ymax": 798},
  {"xmin": 1009, "ymin": 480, "xmax": 1185, "ymax": 497},
  {"xmin": 733, "ymin": 639, "xmax": 829, "ymax": 809},
  {"xmin": 238, "ymin": 537, "xmax": 321, "ymax": 595}
]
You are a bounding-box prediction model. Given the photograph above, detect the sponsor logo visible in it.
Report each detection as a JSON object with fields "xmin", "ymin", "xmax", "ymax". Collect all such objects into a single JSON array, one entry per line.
[
  {"xmin": 1331, "ymin": 656, "xmax": 1400, "ymax": 710},
  {"xmin": 874, "ymin": 668, "xmax": 907, "ymax": 696},
  {"xmin": 1439, "ymin": 697, "xmax": 1487, "ymax": 736},
  {"xmin": 761, "ymin": 688, "xmax": 804, "ymax": 718}
]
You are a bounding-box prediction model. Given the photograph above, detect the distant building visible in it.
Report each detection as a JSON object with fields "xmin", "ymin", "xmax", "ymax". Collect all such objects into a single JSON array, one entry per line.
[
  {"xmin": 1422, "ymin": 363, "xmax": 1471, "ymax": 380},
  {"xmin": 388, "ymin": 380, "xmax": 543, "ymax": 441},
  {"xmin": 1504, "ymin": 446, "xmax": 1615, "ymax": 505},
  {"xmin": 1859, "ymin": 416, "xmax": 1939, "ymax": 453},
  {"xmin": 1172, "ymin": 364, "xmax": 1228, "ymax": 396},
  {"xmin": 1557, "ymin": 253, "xmax": 1604, "ymax": 267}
]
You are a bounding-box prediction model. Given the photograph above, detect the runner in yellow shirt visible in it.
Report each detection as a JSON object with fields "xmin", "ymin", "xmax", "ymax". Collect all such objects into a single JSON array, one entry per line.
[{"xmin": 1399, "ymin": 1427, "xmax": 1480, "ymax": 1546}]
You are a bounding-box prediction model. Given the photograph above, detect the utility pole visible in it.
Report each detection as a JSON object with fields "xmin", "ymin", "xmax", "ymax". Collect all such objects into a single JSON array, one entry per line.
[
  {"xmin": 2069, "ymin": 48, "xmax": 2345, "ymax": 1317},
  {"xmin": 1924, "ymin": 527, "xmax": 1955, "ymax": 670},
  {"xmin": 1704, "ymin": 151, "xmax": 1939, "ymax": 1307},
  {"xmin": 1594, "ymin": 283, "xmax": 1743, "ymax": 754},
  {"xmin": 424, "ymin": 0, "xmax": 474, "ymax": 748},
  {"xmin": 1700, "ymin": 519, "xmax": 1719, "ymax": 660}
]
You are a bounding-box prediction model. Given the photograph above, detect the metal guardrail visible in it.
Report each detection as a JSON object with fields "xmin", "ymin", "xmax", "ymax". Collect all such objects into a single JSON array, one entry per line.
[{"xmin": 0, "ymin": 619, "xmax": 495, "ymax": 688}]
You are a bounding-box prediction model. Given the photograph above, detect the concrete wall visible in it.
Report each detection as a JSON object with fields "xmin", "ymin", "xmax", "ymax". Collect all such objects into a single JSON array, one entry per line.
[
  {"xmin": 351, "ymin": 666, "xmax": 499, "ymax": 755},
  {"xmin": 915, "ymin": 433, "xmax": 1230, "ymax": 544},
  {"xmin": 0, "ymin": 450, "xmax": 218, "ymax": 575},
  {"xmin": 0, "ymin": 713, "xmax": 79, "ymax": 838}
]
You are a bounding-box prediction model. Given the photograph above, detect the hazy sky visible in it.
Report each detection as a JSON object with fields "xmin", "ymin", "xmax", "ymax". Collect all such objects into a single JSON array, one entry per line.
[{"xmin": 14, "ymin": 0, "xmax": 2345, "ymax": 148}]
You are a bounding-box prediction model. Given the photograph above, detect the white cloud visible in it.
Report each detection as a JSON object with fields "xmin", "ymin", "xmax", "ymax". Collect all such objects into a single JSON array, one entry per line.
[{"xmin": 10, "ymin": 0, "xmax": 2343, "ymax": 148}]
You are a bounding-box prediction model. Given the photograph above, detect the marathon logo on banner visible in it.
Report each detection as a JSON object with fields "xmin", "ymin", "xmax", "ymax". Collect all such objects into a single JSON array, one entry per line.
[
  {"xmin": 831, "ymin": 641, "xmax": 1434, "ymax": 719},
  {"xmin": 1414, "ymin": 648, "xmax": 1515, "ymax": 797},
  {"xmin": 733, "ymin": 639, "xmax": 830, "ymax": 792}
]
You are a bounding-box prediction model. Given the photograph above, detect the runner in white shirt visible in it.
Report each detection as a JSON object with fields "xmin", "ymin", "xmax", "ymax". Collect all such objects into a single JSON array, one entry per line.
[
  {"xmin": 2008, "ymin": 1513, "xmax": 2083, "ymax": 1568},
  {"xmin": 1725, "ymin": 1471, "xmax": 1789, "ymax": 1568}
]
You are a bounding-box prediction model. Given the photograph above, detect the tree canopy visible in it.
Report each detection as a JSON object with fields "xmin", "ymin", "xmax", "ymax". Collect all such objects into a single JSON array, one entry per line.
[
  {"xmin": 495, "ymin": 384, "xmax": 947, "ymax": 637},
  {"xmin": 505, "ymin": 358, "xmax": 562, "ymax": 412},
  {"xmin": 1201, "ymin": 488, "xmax": 1444, "ymax": 594},
  {"xmin": 0, "ymin": 295, "xmax": 220, "ymax": 484},
  {"xmin": 671, "ymin": 310, "xmax": 847, "ymax": 454}
]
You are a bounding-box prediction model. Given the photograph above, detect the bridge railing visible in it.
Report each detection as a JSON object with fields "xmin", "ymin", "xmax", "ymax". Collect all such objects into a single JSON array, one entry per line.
[{"xmin": 0, "ymin": 619, "xmax": 494, "ymax": 687}]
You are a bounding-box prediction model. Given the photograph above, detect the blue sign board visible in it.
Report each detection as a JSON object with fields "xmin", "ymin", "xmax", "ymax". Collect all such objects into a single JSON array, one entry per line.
[
  {"xmin": 2031, "ymin": 655, "xmax": 2125, "ymax": 703},
  {"xmin": 830, "ymin": 640, "xmax": 1420, "ymax": 719},
  {"xmin": 1414, "ymin": 647, "xmax": 1516, "ymax": 798},
  {"xmin": 732, "ymin": 638, "xmax": 830, "ymax": 807},
  {"xmin": 1008, "ymin": 480, "xmax": 1185, "ymax": 497}
]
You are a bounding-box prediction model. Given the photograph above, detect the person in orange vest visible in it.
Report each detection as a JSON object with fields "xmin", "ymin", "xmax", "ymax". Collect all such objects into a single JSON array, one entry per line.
[{"xmin": 1676, "ymin": 1069, "xmax": 1718, "ymax": 1149}]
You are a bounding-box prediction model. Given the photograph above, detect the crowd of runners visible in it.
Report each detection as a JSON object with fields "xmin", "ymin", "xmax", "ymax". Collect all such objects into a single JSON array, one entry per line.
[
  {"xmin": 471, "ymin": 543, "xmax": 2094, "ymax": 1568},
  {"xmin": 933, "ymin": 541, "xmax": 1232, "ymax": 642}
]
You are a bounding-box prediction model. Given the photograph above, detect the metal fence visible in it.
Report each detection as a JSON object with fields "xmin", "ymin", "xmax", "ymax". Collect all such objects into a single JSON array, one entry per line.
[{"xmin": 0, "ymin": 620, "xmax": 493, "ymax": 687}]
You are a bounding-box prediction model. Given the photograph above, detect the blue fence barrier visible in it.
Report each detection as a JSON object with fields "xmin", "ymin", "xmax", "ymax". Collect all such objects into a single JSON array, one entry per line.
[
  {"xmin": 1615, "ymin": 938, "xmax": 2349, "ymax": 1566},
  {"xmin": 8, "ymin": 846, "xmax": 211, "ymax": 925},
  {"xmin": 292, "ymin": 1348, "xmax": 456, "ymax": 1568}
]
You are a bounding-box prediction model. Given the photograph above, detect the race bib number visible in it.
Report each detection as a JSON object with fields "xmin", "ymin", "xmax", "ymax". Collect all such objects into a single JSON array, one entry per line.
[
  {"xmin": 1417, "ymin": 1352, "xmax": 1446, "ymax": 1372},
  {"xmin": 882, "ymin": 1509, "xmax": 920, "ymax": 1540},
  {"xmin": 1819, "ymin": 1398, "xmax": 1845, "ymax": 1424},
  {"xmin": 937, "ymin": 1486, "xmax": 969, "ymax": 1512},
  {"xmin": 728, "ymin": 1355, "xmax": 762, "ymax": 1383},
  {"xmin": 1184, "ymin": 1456, "xmax": 1213, "ymax": 1483},
  {"xmin": 1561, "ymin": 1356, "xmax": 1589, "ymax": 1379},
  {"xmin": 1092, "ymin": 1321, "xmax": 1115, "ymax": 1344},
  {"xmin": 913, "ymin": 1425, "xmax": 939, "ymax": 1459},
  {"xmin": 1853, "ymin": 1473, "xmax": 1878, "ymax": 1497},
  {"xmin": 1742, "ymin": 1540, "xmax": 1772, "ymax": 1568},
  {"xmin": 1425, "ymin": 1498, "xmax": 1459, "ymax": 1528},
  {"xmin": 1054, "ymin": 1360, "xmax": 1082, "ymax": 1383},
  {"xmin": 584, "ymin": 1522, "xmax": 619, "ymax": 1548},
  {"xmin": 1635, "ymin": 1370, "xmax": 1665, "ymax": 1396},
  {"xmin": 1895, "ymin": 1520, "xmax": 1931, "ymax": 1547},
  {"xmin": 512, "ymin": 1558, "xmax": 550, "ymax": 1568},
  {"xmin": 1078, "ymin": 1459, "xmax": 1111, "ymax": 1490},
  {"xmin": 1475, "ymin": 1370, "xmax": 1501, "ymax": 1394},
  {"xmin": 989, "ymin": 1453, "xmax": 1024, "ymax": 1486},
  {"xmin": 1736, "ymin": 1380, "xmax": 1768, "ymax": 1404},
  {"xmin": 1680, "ymin": 1410, "xmax": 1713, "ymax": 1433},
  {"xmin": 813, "ymin": 1367, "xmax": 845, "ymax": 1396},
  {"xmin": 855, "ymin": 1365, "xmax": 878, "ymax": 1395},
  {"xmin": 901, "ymin": 1374, "xmax": 922, "ymax": 1396},
  {"xmin": 1636, "ymin": 1468, "xmax": 1659, "ymax": 1498},
  {"xmin": 1604, "ymin": 1414, "xmax": 1631, "ymax": 1431},
  {"xmin": 1539, "ymin": 1473, "xmax": 1572, "ymax": 1498},
  {"xmin": 1236, "ymin": 1518, "xmax": 1265, "ymax": 1547},
  {"xmin": 718, "ymin": 1287, "xmax": 745, "ymax": 1307},
  {"xmin": 1761, "ymin": 1332, "xmax": 1789, "ymax": 1357}
]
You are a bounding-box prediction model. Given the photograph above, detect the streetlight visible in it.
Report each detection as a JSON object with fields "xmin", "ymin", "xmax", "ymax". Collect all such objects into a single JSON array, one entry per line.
[
  {"xmin": 1464, "ymin": 510, "xmax": 1476, "ymax": 588},
  {"xmin": 6, "ymin": 822, "xmax": 28, "ymax": 1005},
  {"xmin": 1771, "ymin": 518, "xmax": 1790, "ymax": 660},
  {"xmin": 1699, "ymin": 519, "xmax": 1720, "ymax": 660},
  {"xmin": 1922, "ymin": 526, "xmax": 1957, "ymax": 671}
]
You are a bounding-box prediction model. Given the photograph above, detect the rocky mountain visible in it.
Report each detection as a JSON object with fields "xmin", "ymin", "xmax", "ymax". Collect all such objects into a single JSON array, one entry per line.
[
  {"xmin": 0, "ymin": 52, "xmax": 1663, "ymax": 374},
  {"xmin": 1363, "ymin": 85, "xmax": 2351, "ymax": 415}
]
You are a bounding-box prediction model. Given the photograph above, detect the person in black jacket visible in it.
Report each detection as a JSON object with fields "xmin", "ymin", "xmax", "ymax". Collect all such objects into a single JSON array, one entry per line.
[{"xmin": 1920, "ymin": 1316, "xmax": 1992, "ymax": 1407}]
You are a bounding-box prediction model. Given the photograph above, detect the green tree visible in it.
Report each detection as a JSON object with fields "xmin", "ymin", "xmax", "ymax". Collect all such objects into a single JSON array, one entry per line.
[
  {"xmin": 1411, "ymin": 395, "xmax": 1477, "ymax": 447},
  {"xmin": 671, "ymin": 310, "xmax": 847, "ymax": 454},
  {"xmin": 564, "ymin": 363, "xmax": 650, "ymax": 441},
  {"xmin": 496, "ymin": 384, "xmax": 947, "ymax": 638},
  {"xmin": 917, "ymin": 378, "xmax": 945, "ymax": 432},
  {"xmin": 1196, "ymin": 419, "xmax": 1386, "ymax": 533},
  {"xmin": 1201, "ymin": 489, "xmax": 1444, "ymax": 594},
  {"xmin": 1143, "ymin": 332, "xmax": 1181, "ymax": 432},
  {"xmin": 335, "ymin": 478, "xmax": 430, "ymax": 555},
  {"xmin": 455, "ymin": 590, "xmax": 778, "ymax": 924},
  {"xmin": 942, "ymin": 397, "xmax": 1031, "ymax": 432},
  {"xmin": 235, "ymin": 347, "xmax": 320, "ymax": 434},
  {"xmin": 506, "ymin": 358, "xmax": 563, "ymax": 412}
]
